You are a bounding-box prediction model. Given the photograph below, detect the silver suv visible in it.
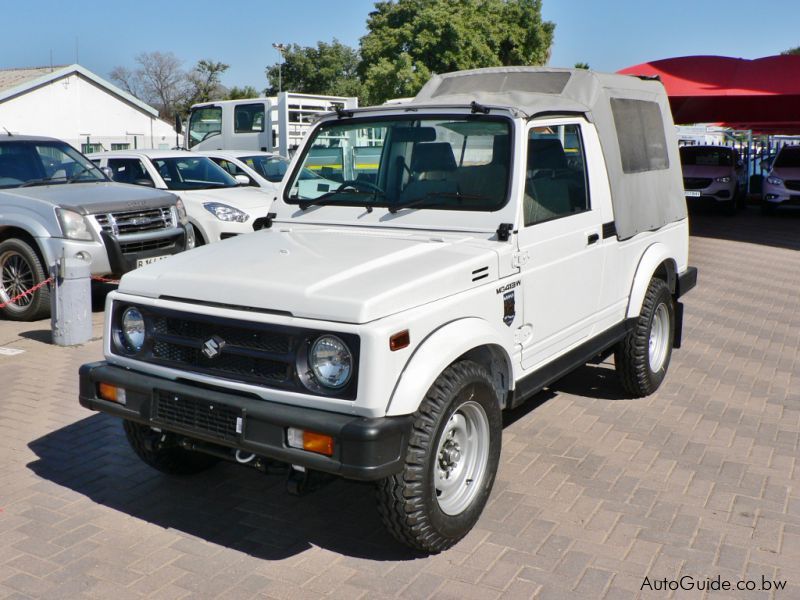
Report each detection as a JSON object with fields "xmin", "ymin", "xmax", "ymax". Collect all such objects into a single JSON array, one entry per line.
[{"xmin": 0, "ymin": 135, "xmax": 193, "ymax": 320}]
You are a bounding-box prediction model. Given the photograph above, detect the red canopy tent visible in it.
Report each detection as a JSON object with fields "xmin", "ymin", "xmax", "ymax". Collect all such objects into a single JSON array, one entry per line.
[{"xmin": 618, "ymin": 55, "xmax": 800, "ymax": 134}]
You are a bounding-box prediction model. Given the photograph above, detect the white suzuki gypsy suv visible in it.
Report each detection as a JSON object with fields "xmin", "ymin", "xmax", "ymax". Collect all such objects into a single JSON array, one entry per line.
[{"xmin": 79, "ymin": 68, "xmax": 697, "ymax": 553}]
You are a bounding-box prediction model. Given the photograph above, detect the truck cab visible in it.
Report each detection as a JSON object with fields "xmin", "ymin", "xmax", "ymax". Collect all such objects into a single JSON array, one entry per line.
[{"xmin": 80, "ymin": 68, "xmax": 697, "ymax": 553}]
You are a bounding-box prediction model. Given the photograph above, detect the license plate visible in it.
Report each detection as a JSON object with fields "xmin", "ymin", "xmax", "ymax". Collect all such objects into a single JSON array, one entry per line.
[
  {"xmin": 136, "ymin": 255, "xmax": 169, "ymax": 268},
  {"xmin": 685, "ymin": 191, "xmax": 701, "ymax": 198}
]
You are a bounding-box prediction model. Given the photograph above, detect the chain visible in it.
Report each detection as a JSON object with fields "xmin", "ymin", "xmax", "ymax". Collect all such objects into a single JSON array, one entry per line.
[
  {"xmin": 90, "ymin": 275, "xmax": 120, "ymax": 284},
  {"xmin": 0, "ymin": 276, "xmax": 55, "ymax": 309}
]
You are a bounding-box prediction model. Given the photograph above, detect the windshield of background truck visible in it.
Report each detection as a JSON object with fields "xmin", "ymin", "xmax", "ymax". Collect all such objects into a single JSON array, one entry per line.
[
  {"xmin": 679, "ymin": 146, "xmax": 733, "ymax": 167},
  {"xmin": 188, "ymin": 106, "xmax": 222, "ymax": 148},
  {"xmin": 0, "ymin": 140, "xmax": 106, "ymax": 188},
  {"xmin": 773, "ymin": 146, "xmax": 800, "ymax": 168},
  {"xmin": 150, "ymin": 156, "xmax": 238, "ymax": 190},
  {"xmin": 285, "ymin": 116, "xmax": 512, "ymax": 212}
]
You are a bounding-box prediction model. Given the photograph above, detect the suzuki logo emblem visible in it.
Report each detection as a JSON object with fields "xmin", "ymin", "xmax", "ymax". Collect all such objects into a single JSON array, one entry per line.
[{"xmin": 202, "ymin": 335, "xmax": 226, "ymax": 359}]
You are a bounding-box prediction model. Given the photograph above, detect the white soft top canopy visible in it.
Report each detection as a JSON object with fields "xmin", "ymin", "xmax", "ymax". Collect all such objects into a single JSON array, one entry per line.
[{"xmin": 411, "ymin": 67, "xmax": 687, "ymax": 240}]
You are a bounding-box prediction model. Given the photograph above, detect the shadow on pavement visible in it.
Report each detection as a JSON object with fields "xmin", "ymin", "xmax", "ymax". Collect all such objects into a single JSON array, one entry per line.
[
  {"xmin": 17, "ymin": 329, "xmax": 52, "ymax": 344},
  {"xmin": 689, "ymin": 206, "xmax": 800, "ymax": 251},
  {"xmin": 27, "ymin": 413, "xmax": 421, "ymax": 562}
]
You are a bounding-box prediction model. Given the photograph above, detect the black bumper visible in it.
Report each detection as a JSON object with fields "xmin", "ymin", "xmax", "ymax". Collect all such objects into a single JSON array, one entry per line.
[
  {"xmin": 100, "ymin": 227, "xmax": 188, "ymax": 277},
  {"xmin": 79, "ymin": 362, "xmax": 412, "ymax": 481},
  {"xmin": 676, "ymin": 266, "xmax": 698, "ymax": 298}
]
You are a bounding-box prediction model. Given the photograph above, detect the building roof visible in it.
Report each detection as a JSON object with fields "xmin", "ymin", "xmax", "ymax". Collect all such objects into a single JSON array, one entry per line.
[{"xmin": 0, "ymin": 63, "xmax": 159, "ymax": 117}]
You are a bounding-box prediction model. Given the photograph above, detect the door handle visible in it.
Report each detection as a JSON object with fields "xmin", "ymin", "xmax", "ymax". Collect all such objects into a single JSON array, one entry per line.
[{"xmin": 587, "ymin": 233, "xmax": 600, "ymax": 245}]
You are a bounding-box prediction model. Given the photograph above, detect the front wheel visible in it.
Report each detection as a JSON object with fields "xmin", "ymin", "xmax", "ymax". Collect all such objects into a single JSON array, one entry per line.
[
  {"xmin": 615, "ymin": 278, "xmax": 674, "ymax": 397},
  {"xmin": 0, "ymin": 238, "xmax": 51, "ymax": 321},
  {"xmin": 376, "ymin": 360, "xmax": 501, "ymax": 553}
]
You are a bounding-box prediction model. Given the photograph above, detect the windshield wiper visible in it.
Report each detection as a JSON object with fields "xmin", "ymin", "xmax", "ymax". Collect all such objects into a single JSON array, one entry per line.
[
  {"xmin": 297, "ymin": 189, "xmax": 384, "ymax": 210},
  {"xmin": 388, "ymin": 191, "xmax": 492, "ymax": 213},
  {"xmin": 19, "ymin": 175, "xmax": 68, "ymax": 187}
]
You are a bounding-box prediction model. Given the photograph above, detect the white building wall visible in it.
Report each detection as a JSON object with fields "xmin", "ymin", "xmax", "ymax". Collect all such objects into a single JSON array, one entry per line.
[{"xmin": 0, "ymin": 73, "xmax": 177, "ymax": 152}]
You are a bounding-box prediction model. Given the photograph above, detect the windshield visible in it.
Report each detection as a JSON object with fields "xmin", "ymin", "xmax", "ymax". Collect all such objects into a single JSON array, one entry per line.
[
  {"xmin": 241, "ymin": 155, "xmax": 319, "ymax": 182},
  {"xmin": 187, "ymin": 106, "xmax": 222, "ymax": 149},
  {"xmin": 774, "ymin": 146, "xmax": 800, "ymax": 168},
  {"xmin": 285, "ymin": 115, "xmax": 512, "ymax": 212},
  {"xmin": 0, "ymin": 140, "xmax": 106, "ymax": 188},
  {"xmin": 679, "ymin": 146, "xmax": 733, "ymax": 167},
  {"xmin": 150, "ymin": 156, "xmax": 238, "ymax": 190}
]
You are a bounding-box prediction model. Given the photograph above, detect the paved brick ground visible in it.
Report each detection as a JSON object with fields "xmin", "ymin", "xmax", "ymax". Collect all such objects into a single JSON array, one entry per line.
[{"xmin": 1, "ymin": 208, "xmax": 798, "ymax": 599}]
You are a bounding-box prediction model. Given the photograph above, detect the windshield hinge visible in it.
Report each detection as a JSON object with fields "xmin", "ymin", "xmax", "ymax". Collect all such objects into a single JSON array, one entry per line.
[
  {"xmin": 335, "ymin": 105, "xmax": 354, "ymax": 119},
  {"xmin": 470, "ymin": 101, "xmax": 490, "ymax": 115},
  {"xmin": 496, "ymin": 223, "xmax": 515, "ymax": 241},
  {"xmin": 263, "ymin": 212, "xmax": 277, "ymax": 228},
  {"xmin": 512, "ymin": 251, "xmax": 530, "ymax": 268}
]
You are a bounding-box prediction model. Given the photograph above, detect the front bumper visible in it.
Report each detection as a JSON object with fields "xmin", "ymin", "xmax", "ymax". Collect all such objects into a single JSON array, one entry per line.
[
  {"xmin": 101, "ymin": 226, "xmax": 189, "ymax": 276},
  {"xmin": 79, "ymin": 362, "xmax": 412, "ymax": 481}
]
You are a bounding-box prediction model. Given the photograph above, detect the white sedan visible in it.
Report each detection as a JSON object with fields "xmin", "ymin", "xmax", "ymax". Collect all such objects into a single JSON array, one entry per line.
[{"xmin": 92, "ymin": 150, "xmax": 274, "ymax": 245}]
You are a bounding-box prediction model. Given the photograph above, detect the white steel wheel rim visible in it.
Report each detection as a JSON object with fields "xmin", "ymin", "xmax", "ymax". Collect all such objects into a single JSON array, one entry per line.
[
  {"xmin": 648, "ymin": 303, "xmax": 670, "ymax": 372},
  {"xmin": 433, "ymin": 398, "xmax": 490, "ymax": 516}
]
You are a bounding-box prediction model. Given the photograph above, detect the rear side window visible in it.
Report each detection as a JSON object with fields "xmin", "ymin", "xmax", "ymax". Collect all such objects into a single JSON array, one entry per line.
[
  {"xmin": 610, "ymin": 99, "xmax": 669, "ymax": 174},
  {"xmin": 234, "ymin": 104, "xmax": 265, "ymax": 133}
]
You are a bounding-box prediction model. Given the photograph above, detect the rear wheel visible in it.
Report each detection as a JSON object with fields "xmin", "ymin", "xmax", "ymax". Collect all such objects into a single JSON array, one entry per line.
[
  {"xmin": 615, "ymin": 278, "xmax": 674, "ymax": 397},
  {"xmin": 376, "ymin": 360, "xmax": 501, "ymax": 553},
  {"xmin": 0, "ymin": 238, "xmax": 51, "ymax": 321},
  {"xmin": 123, "ymin": 421, "xmax": 217, "ymax": 475}
]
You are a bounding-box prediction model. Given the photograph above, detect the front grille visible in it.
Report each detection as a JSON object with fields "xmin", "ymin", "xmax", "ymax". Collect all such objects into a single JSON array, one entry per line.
[
  {"xmin": 785, "ymin": 180, "xmax": 800, "ymax": 192},
  {"xmin": 114, "ymin": 304, "xmax": 360, "ymax": 399},
  {"xmin": 120, "ymin": 237, "xmax": 175, "ymax": 254},
  {"xmin": 153, "ymin": 390, "xmax": 239, "ymax": 441},
  {"xmin": 683, "ymin": 177, "xmax": 712, "ymax": 190},
  {"xmin": 95, "ymin": 207, "xmax": 173, "ymax": 235}
]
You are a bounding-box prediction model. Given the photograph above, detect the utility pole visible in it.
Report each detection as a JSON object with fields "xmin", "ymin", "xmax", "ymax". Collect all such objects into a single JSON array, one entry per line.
[{"xmin": 272, "ymin": 43, "xmax": 286, "ymax": 94}]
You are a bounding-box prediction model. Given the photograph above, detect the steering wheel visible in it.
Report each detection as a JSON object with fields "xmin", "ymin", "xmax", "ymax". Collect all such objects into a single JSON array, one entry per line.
[{"xmin": 337, "ymin": 180, "xmax": 384, "ymax": 195}]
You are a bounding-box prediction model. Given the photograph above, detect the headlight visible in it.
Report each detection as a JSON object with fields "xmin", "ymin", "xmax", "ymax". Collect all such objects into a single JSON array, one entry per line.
[
  {"xmin": 714, "ymin": 176, "xmax": 731, "ymax": 183},
  {"xmin": 309, "ymin": 335, "xmax": 352, "ymax": 389},
  {"xmin": 121, "ymin": 307, "xmax": 145, "ymax": 352},
  {"xmin": 203, "ymin": 202, "xmax": 249, "ymax": 222},
  {"xmin": 767, "ymin": 176, "xmax": 784, "ymax": 186},
  {"xmin": 57, "ymin": 208, "xmax": 93, "ymax": 241},
  {"xmin": 174, "ymin": 198, "xmax": 189, "ymax": 225}
]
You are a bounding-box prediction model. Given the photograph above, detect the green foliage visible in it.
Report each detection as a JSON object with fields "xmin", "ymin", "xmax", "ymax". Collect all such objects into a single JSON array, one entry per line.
[
  {"xmin": 185, "ymin": 60, "xmax": 229, "ymax": 106},
  {"xmin": 227, "ymin": 85, "xmax": 260, "ymax": 100},
  {"xmin": 574, "ymin": 62, "xmax": 590, "ymax": 70},
  {"xmin": 782, "ymin": 46, "xmax": 800, "ymax": 55},
  {"xmin": 265, "ymin": 39, "xmax": 362, "ymax": 97},
  {"xmin": 359, "ymin": 0, "xmax": 555, "ymax": 104}
]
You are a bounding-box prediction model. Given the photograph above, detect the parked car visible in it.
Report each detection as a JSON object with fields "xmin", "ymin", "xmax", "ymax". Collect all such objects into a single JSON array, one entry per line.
[
  {"xmin": 79, "ymin": 67, "xmax": 697, "ymax": 553},
  {"xmin": 92, "ymin": 150, "xmax": 274, "ymax": 245},
  {"xmin": 761, "ymin": 145, "xmax": 800, "ymax": 214},
  {"xmin": 679, "ymin": 145, "xmax": 746, "ymax": 214},
  {"xmin": 197, "ymin": 150, "xmax": 286, "ymax": 194},
  {"xmin": 0, "ymin": 135, "xmax": 192, "ymax": 321}
]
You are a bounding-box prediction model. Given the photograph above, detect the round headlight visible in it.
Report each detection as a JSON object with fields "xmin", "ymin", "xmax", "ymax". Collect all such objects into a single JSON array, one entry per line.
[
  {"xmin": 309, "ymin": 335, "xmax": 352, "ymax": 389},
  {"xmin": 121, "ymin": 307, "xmax": 145, "ymax": 352}
]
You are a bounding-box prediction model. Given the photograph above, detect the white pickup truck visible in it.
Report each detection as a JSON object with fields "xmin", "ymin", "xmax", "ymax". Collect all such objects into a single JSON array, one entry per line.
[{"xmin": 80, "ymin": 67, "xmax": 697, "ymax": 553}]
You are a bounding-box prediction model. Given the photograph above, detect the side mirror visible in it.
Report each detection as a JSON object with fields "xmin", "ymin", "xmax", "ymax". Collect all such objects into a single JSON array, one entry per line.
[
  {"xmin": 100, "ymin": 166, "xmax": 113, "ymax": 180},
  {"xmin": 234, "ymin": 174, "xmax": 251, "ymax": 186},
  {"xmin": 133, "ymin": 178, "xmax": 156, "ymax": 187}
]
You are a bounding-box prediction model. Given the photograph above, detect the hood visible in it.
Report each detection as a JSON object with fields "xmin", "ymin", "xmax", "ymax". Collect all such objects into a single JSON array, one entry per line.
[
  {"xmin": 680, "ymin": 165, "xmax": 733, "ymax": 179},
  {"xmin": 770, "ymin": 166, "xmax": 800, "ymax": 180},
  {"xmin": 180, "ymin": 186, "xmax": 273, "ymax": 210},
  {"xmin": 4, "ymin": 182, "xmax": 177, "ymax": 215},
  {"xmin": 119, "ymin": 227, "xmax": 501, "ymax": 323}
]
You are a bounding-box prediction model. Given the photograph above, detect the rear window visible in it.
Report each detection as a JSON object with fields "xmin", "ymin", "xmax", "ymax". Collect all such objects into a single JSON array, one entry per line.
[{"xmin": 610, "ymin": 98, "xmax": 670, "ymax": 174}]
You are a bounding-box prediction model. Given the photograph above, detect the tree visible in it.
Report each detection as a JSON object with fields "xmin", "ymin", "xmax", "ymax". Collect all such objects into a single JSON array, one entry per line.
[
  {"xmin": 782, "ymin": 46, "xmax": 800, "ymax": 55},
  {"xmin": 574, "ymin": 62, "xmax": 590, "ymax": 69},
  {"xmin": 265, "ymin": 39, "xmax": 363, "ymax": 97},
  {"xmin": 110, "ymin": 51, "xmax": 187, "ymax": 120},
  {"xmin": 359, "ymin": 0, "xmax": 555, "ymax": 104},
  {"xmin": 185, "ymin": 59, "xmax": 229, "ymax": 107},
  {"xmin": 227, "ymin": 85, "xmax": 260, "ymax": 100}
]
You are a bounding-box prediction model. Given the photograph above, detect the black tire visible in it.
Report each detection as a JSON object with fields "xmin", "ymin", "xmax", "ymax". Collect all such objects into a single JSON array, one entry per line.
[
  {"xmin": 123, "ymin": 420, "xmax": 217, "ymax": 475},
  {"xmin": 0, "ymin": 238, "xmax": 51, "ymax": 321},
  {"xmin": 376, "ymin": 360, "xmax": 502, "ymax": 553},
  {"xmin": 761, "ymin": 201, "xmax": 775, "ymax": 216},
  {"xmin": 615, "ymin": 278, "xmax": 674, "ymax": 398},
  {"xmin": 723, "ymin": 197, "xmax": 737, "ymax": 216}
]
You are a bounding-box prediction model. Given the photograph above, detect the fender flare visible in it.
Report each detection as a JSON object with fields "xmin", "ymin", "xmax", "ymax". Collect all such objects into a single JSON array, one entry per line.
[
  {"xmin": 385, "ymin": 317, "xmax": 512, "ymax": 417},
  {"xmin": 0, "ymin": 215, "xmax": 53, "ymax": 241},
  {"xmin": 626, "ymin": 242, "xmax": 676, "ymax": 318}
]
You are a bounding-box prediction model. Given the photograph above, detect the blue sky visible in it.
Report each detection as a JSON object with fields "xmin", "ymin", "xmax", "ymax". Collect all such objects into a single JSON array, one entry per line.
[{"xmin": 2, "ymin": 0, "xmax": 799, "ymax": 90}]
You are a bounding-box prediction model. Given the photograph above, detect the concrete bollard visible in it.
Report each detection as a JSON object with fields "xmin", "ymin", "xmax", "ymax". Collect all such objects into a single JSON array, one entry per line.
[{"xmin": 50, "ymin": 258, "xmax": 92, "ymax": 346}]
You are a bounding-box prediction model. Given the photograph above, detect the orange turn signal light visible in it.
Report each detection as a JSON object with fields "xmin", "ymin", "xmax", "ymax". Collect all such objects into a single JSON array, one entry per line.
[
  {"xmin": 98, "ymin": 382, "xmax": 126, "ymax": 405},
  {"xmin": 389, "ymin": 329, "xmax": 410, "ymax": 351},
  {"xmin": 287, "ymin": 428, "xmax": 334, "ymax": 456}
]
